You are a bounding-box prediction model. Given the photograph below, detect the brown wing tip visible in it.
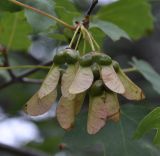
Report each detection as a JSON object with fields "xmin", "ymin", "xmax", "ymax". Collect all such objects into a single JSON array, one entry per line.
[
  {"xmin": 87, "ymin": 119, "xmax": 106, "ymax": 135},
  {"xmin": 87, "ymin": 128, "xmax": 99, "ymax": 135},
  {"xmin": 141, "ymin": 91, "xmax": 145, "ymax": 100},
  {"xmin": 57, "ymin": 120, "xmax": 74, "ymax": 131},
  {"xmin": 23, "ymin": 104, "xmax": 30, "ymax": 115},
  {"xmin": 108, "ymin": 111, "xmax": 120, "ymax": 122}
]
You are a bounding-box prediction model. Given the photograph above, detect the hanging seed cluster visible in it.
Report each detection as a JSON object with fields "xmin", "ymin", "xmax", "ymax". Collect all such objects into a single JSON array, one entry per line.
[{"xmin": 25, "ymin": 25, "xmax": 145, "ymax": 134}]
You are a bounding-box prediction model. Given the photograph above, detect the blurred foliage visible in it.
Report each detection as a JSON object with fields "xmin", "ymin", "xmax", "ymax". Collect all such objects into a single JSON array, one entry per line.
[
  {"xmin": 0, "ymin": 11, "xmax": 31, "ymax": 50},
  {"xmin": 0, "ymin": 0, "xmax": 22, "ymax": 12},
  {"xmin": 64, "ymin": 104, "xmax": 160, "ymax": 156},
  {"xmin": 24, "ymin": 0, "xmax": 56, "ymax": 32},
  {"xmin": 97, "ymin": 0, "xmax": 153, "ymax": 39},
  {"xmin": 131, "ymin": 58, "xmax": 160, "ymax": 95},
  {"xmin": 135, "ymin": 107, "xmax": 160, "ymax": 146}
]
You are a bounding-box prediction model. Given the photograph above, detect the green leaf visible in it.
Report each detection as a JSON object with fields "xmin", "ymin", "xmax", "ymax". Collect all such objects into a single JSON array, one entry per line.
[
  {"xmin": 131, "ymin": 58, "xmax": 160, "ymax": 95},
  {"xmin": 54, "ymin": 0, "xmax": 80, "ymax": 25},
  {"xmin": 54, "ymin": 0, "xmax": 78, "ymax": 12},
  {"xmin": 24, "ymin": 0, "xmax": 56, "ymax": 32},
  {"xmin": 0, "ymin": 1, "xmax": 22, "ymax": 12},
  {"xmin": 97, "ymin": 0, "xmax": 153, "ymax": 39},
  {"xmin": 90, "ymin": 20, "xmax": 130, "ymax": 41},
  {"xmin": 0, "ymin": 11, "xmax": 31, "ymax": 50},
  {"xmin": 64, "ymin": 104, "xmax": 160, "ymax": 156},
  {"xmin": 134, "ymin": 107, "xmax": 160, "ymax": 145},
  {"xmin": 89, "ymin": 27, "xmax": 106, "ymax": 48}
]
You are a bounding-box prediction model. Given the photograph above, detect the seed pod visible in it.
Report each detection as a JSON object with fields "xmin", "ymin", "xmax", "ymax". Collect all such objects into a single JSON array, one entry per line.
[
  {"xmin": 25, "ymin": 90, "xmax": 57, "ymax": 116},
  {"xmin": 61, "ymin": 65, "xmax": 77, "ymax": 99},
  {"xmin": 91, "ymin": 63, "xmax": 100, "ymax": 80},
  {"xmin": 117, "ymin": 69, "xmax": 145, "ymax": 100},
  {"xmin": 53, "ymin": 50, "xmax": 66, "ymax": 65},
  {"xmin": 94, "ymin": 54, "xmax": 112, "ymax": 66},
  {"xmin": 56, "ymin": 96, "xmax": 75, "ymax": 130},
  {"xmin": 87, "ymin": 93, "xmax": 107, "ymax": 134},
  {"xmin": 87, "ymin": 90, "xmax": 120, "ymax": 134},
  {"xmin": 65, "ymin": 48, "xmax": 79, "ymax": 64},
  {"xmin": 104, "ymin": 91, "xmax": 120, "ymax": 118},
  {"xmin": 74, "ymin": 92, "xmax": 86, "ymax": 115},
  {"xmin": 38, "ymin": 65, "xmax": 60, "ymax": 99},
  {"xmin": 90, "ymin": 80, "xmax": 104, "ymax": 97},
  {"xmin": 101, "ymin": 65, "xmax": 125, "ymax": 94},
  {"xmin": 79, "ymin": 53, "xmax": 93, "ymax": 67},
  {"xmin": 69, "ymin": 66, "xmax": 94, "ymax": 94}
]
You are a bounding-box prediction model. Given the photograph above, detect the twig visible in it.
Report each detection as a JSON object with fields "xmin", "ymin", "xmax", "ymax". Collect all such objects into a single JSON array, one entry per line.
[
  {"xmin": 75, "ymin": 32, "xmax": 82, "ymax": 50},
  {"xmin": 0, "ymin": 65, "xmax": 50, "ymax": 70},
  {"xmin": 0, "ymin": 45, "xmax": 16, "ymax": 79},
  {"xmin": 81, "ymin": 25, "xmax": 95, "ymax": 51},
  {"xmin": 0, "ymin": 61, "xmax": 52, "ymax": 90},
  {"xmin": 86, "ymin": 0, "xmax": 98, "ymax": 16},
  {"xmin": 69, "ymin": 25, "xmax": 81, "ymax": 48},
  {"xmin": 2, "ymin": 50, "xmax": 16, "ymax": 79},
  {"xmin": 0, "ymin": 142, "xmax": 49, "ymax": 156},
  {"xmin": 22, "ymin": 78, "xmax": 43, "ymax": 84},
  {"xmin": 123, "ymin": 67, "xmax": 138, "ymax": 73},
  {"xmin": 9, "ymin": 0, "xmax": 75, "ymax": 30}
]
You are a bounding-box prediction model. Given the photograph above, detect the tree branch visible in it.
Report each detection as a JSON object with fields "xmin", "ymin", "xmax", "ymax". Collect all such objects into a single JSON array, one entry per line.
[
  {"xmin": 123, "ymin": 67, "xmax": 138, "ymax": 73},
  {"xmin": 0, "ymin": 142, "xmax": 49, "ymax": 156},
  {"xmin": 22, "ymin": 78, "xmax": 43, "ymax": 84},
  {"xmin": 0, "ymin": 61, "xmax": 52, "ymax": 90},
  {"xmin": 86, "ymin": 0, "xmax": 98, "ymax": 16},
  {"xmin": 0, "ymin": 45, "xmax": 16, "ymax": 79},
  {"xmin": 0, "ymin": 65, "xmax": 50, "ymax": 70},
  {"xmin": 9, "ymin": 0, "xmax": 75, "ymax": 30}
]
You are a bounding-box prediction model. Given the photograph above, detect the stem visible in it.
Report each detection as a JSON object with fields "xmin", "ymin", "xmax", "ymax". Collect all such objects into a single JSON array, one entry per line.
[
  {"xmin": 0, "ymin": 61, "xmax": 52, "ymax": 90},
  {"xmin": 9, "ymin": 0, "xmax": 75, "ymax": 30},
  {"xmin": 22, "ymin": 78, "xmax": 43, "ymax": 84},
  {"xmin": 90, "ymin": 33, "xmax": 100, "ymax": 51},
  {"xmin": 83, "ymin": 40, "xmax": 86, "ymax": 55},
  {"xmin": 81, "ymin": 25, "xmax": 95, "ymax": 51},
  {"xmin": 0, "ymin": 65, "xmax": 50, "ymax": 70},
  {"xmin": 123, "ymin": 67, "xmax": 138, "ymax": 73},
  {"xmin": 69, "ymin": 25, "xmax": 80, "ymax": 48},
  {"xmin": 75, "ymin": 32, "xmax": 82, "ymax": 50},
  {"xmin": 86, "ymin": 0, "xmax": 98, "ymax": 16}
]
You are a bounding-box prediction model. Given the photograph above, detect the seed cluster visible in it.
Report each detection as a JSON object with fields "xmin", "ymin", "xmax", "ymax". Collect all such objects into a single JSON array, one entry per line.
[{"xmin": 25, "ymin": 48, "xmax": 145, "ymax": 134}]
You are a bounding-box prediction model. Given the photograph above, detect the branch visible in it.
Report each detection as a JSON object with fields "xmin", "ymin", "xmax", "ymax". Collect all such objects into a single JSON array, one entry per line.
[
  {"xmin": 22, "ymin": 78, "xmax": 43, "ymax": 84},
  {"xmin": 0, "ymin": 65, "xmax": 50, "ymax": 70},
  {"xmin": 0, "ymin": 45, "xmax": 16, "ymax": 79},
  {"xmin": 0, "ymin": 142, "xmax": 49, "ymax": 156},
  {"xmin": 86, "ymin": 0, "xmax": 98, "ymax": 16},
  {"xmin": 9, "ymin": 0, "xmax": 75, "ymax": 30},
  {"xmin": 83, "ymin": 0, "xmax": 98, "ymax": 29},
  {"xmin": 123, "ymin": 67, "xmax": 138, "ymax": 73},
  {"xmin": 0, "ymin": 61, "xmax": 52, "ymax": 90}
]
